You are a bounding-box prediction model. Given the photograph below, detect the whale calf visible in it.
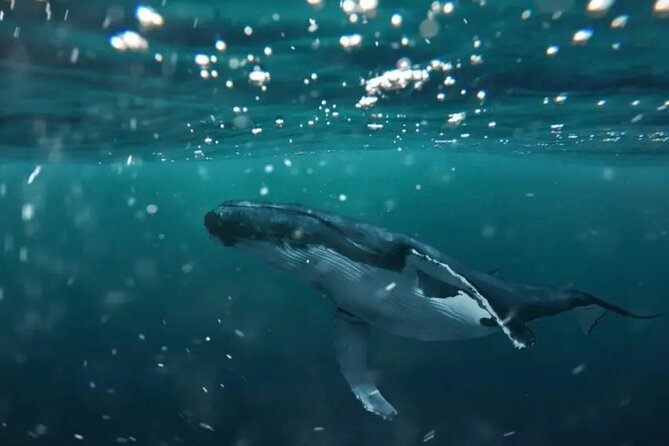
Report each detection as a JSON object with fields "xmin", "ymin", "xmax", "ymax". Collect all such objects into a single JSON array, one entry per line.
[{"xmin": 204, "ymin": 200, "xmax": 659, "ymax": 419}]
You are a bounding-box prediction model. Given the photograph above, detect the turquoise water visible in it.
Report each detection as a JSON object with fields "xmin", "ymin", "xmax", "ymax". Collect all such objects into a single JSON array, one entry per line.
[{"xmin": 1, "ymin": 1, "xmax": 669, "ymax": 445}]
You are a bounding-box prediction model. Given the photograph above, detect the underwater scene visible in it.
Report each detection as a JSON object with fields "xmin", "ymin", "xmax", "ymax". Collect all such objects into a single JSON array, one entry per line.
[{"xmin": 1, "ymin": 0, "xmax": 669, "ymax": 445}]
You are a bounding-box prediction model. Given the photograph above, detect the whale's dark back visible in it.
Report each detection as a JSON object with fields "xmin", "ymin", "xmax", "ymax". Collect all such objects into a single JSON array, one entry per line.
[{"xmin": 206, "ymin": 200, "xmax": 434, "ymax": 272}]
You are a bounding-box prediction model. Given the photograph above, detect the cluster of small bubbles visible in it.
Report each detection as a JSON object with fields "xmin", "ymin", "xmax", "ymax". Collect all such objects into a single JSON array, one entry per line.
[
  {"xmin": 341, "ymin": 0, "xmax": 378, "ymax": 17},
  {"xmin": 135, "ymin": 5, "xmax": 163, "ymax": 29},
  {"xmin": 109, "ymin": 31, "xmax": 148, "ymax": 51},
  {"xmin": 356, "ymin": 96, "xmax": 378, "ymax": 109},
  {"xmin": 248, "ymin": 68, "xmax": 271, "ymax": 86},
  {"xmin": 447, "ymin": 112, "xmax": 466, "ymax": 126},
  {"xmin": 340, "ymin": 34, "xmax": 363, "ymax": 49},
  {"xmin": 194, "ymin": 54, "xmax": 210, "ymax": 67}
]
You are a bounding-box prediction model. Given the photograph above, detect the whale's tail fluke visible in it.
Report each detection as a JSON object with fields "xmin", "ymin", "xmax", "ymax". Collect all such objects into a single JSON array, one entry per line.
[{"xmin": 571, "ymin": 291, "xmax": 662, "ymax": 335}]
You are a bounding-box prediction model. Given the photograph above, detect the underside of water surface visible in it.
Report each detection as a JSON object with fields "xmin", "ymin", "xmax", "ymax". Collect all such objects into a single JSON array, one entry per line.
[{"xmin": 1, "ymin": 1, "xmax": 668, "ymax": 445}]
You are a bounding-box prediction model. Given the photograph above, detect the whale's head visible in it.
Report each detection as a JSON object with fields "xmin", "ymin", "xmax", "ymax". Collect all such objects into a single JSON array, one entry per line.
[
  {"xmin": 204, "ymin": 200, "xmax": 327, "ymax": 248},
  {"xmin": 205, "ymin": 200, "xmax": 415, "ymax": 271}
]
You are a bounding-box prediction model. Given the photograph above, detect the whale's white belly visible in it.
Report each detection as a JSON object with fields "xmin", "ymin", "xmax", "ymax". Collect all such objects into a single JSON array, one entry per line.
[{"xmin": 239, "ymin": 242, "xmax": 496, "ymax": 341}]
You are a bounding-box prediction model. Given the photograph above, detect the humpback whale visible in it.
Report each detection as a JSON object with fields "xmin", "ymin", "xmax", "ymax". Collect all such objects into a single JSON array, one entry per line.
[{"xmin": 204, "ymin": 200, "xmax": 659, "ymax": 420}]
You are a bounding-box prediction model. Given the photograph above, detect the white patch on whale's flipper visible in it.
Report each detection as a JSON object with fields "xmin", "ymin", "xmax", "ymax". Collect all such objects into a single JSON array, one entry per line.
[
  {"xmin": 409, "ymin": 249, "xmax": 528, "ymax": 349},
  {"xmin": 333, "ymin": 310, "xmax": 398, "ymax": 420}
]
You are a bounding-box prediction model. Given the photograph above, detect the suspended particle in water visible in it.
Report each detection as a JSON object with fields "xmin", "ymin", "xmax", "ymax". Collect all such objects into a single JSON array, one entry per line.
[
  {"xmin": 259, "ymin": 186, "xmax": 269, "ymax": 196},
  {"xmin": 546, "ymin": 45, "xmax": 559, "ymax": 56},
  {"xmin": 572, "ymin": 363, "xmax": 586, "ymax": 375},
  {"xmin": 73, "ymin": 434, "xmax": 84, "ymax": 440},
  {"xmin": 610, "ymin": 15, "xmax": 628, "ymax": 28},
  {"xmin": 146, "ymin": 204, "xmax": 158, "ymax": 214},
  {"xmin": 482, "ymin": 225, "xmax": 496, "ymax": 238},
  {"xmin": 572, "ymin": 29, "xmax": 593, "ymax": 44},
  {"xmin": 391, "ymin": 13, "xmax": 403, "ymax": 27},
  {"xmin": 21, "ymin": 204, "xmax": 35, "ymax": 221},
  {"xmin": 338, "ymin": 194, "xmax": 348, "ymax": 202},
  {"xmin": 423, "ymin": 429, "xmax": 436, "ymax": 442},
  {"xmin": 587, "ymin": 0, "xmax": 615, "ymax": 15},
  {"xmin": 654, "ymin": 0, "xmax": 669, "ymax": 17},
  {"xmin": 554, "ymin": 94, "xmax": 567, "ymax": 104},
  {"xmin": 419, "ymin": 19, "xmax": 440, "ymax": 39},
  {"xmin": 27, "ymin": 165, "xmax": 41, "ymax": 184}
]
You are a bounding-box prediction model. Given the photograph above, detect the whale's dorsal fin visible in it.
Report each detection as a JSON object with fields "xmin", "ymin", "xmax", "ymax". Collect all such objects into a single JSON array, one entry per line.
[{"xmin": 333, "ymin": 309, "xmax": 398, "ymax": 420}]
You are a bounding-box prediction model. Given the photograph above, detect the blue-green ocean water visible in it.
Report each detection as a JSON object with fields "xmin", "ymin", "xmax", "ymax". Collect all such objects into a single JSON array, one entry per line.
[{"xmin": 1, "ymin": 1, "xmax": 669, "ymax": 445}]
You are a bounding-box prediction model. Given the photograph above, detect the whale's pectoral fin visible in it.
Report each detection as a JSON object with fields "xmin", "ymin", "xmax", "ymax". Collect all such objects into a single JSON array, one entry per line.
[{"xmin": 333, "ymin": 309, "xmax": 398, "ymax": 420}]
